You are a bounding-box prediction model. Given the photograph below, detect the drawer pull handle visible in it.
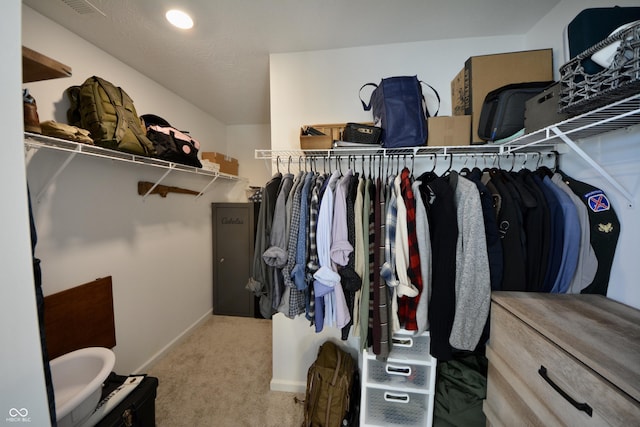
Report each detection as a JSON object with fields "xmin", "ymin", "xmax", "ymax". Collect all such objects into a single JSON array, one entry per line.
[
  {"xmin": 386, "ymin": 364, "xmax": 412, "ymax": 376},
  {"xmin": 384, "ymin": 392, "xmax": 410, "ymax": 404},
  {"xmin": 538, "ymin": 366, "xmax": 592, "ymax": 417},
  {"xmin": 392, "ymin": 337, "xmax": 413, "ymax": 348}
]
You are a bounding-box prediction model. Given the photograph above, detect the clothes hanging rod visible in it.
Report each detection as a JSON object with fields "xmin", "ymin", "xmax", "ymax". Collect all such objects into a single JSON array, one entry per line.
[{"xmin": 255, "ymin": 145, "xmax": 557, "ymax": 160}]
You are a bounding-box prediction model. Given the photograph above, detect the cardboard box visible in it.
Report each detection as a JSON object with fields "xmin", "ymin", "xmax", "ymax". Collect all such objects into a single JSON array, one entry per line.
[
  {"xmin": 300, "ymin": 123, "xmax": 345, "ymax": 150},
  {"xmin": 201, "ymin": 152, "xmax": 239, "ymax": 175},
  {"xmin": 427, "ymin": 115, "xmax": 471, "ymax": 146},
  {"xmin": 451, "ymin": 49, "xmax": 553, "ymax": 144}
]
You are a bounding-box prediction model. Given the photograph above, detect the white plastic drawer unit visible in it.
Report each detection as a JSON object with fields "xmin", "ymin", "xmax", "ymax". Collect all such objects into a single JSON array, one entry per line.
[
  {"xmin": 389, "ymin": 333, "xmax": 430, "ymax": 360},
  {"xmin": 363, "ymin": 387, "xmax": 432, "ymax": 427},
  {"xmin": 366, "ymin": 358, "xmax": 432, "ymax": 392},
  {"xmin": 360, "ymin": 331, "xmax": 437, "ymax": 427}
]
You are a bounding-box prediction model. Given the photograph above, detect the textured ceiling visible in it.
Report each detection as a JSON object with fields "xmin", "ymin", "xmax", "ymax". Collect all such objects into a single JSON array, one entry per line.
[{"xmin": 22, "ymin": 0, "xmax": 561, "ymax": 125}]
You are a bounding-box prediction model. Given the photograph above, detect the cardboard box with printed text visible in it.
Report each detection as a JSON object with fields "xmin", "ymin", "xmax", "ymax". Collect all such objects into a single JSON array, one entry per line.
[{"xmin": 451, "ymin": 49, "xmax": 553, "ymax": 144}]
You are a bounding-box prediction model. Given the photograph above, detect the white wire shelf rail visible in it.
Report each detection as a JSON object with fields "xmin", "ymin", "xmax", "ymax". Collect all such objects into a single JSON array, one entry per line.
[
  {"xmin": 24, "ymin": 132, "xmax": 240, "ymax": 202},
  {"xmin": 257, "ymin": 93, "xmax": 640, "ymax": 207}
]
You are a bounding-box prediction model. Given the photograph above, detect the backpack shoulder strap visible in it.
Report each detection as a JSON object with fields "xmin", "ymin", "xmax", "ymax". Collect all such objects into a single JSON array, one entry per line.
[
  {"xmin": 92, "ymin": 76, "xmax": 128, "ymax": 143},
  {"xmin": 65, "ymin": 85, "xmax": 82, "ymax": 127},
  {"xmin": 325, "ymin": 345, "xmax": 342, "ymax": 426}
]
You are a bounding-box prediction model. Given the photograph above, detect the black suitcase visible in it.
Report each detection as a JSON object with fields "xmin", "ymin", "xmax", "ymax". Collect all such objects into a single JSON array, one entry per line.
[
  {"xmin": 95, "ymin": 373, "xmax": 159, "ymax": 427},
  {"xmin": 477, "ymin": 81, "xmax": 552, "ymax": 142}
]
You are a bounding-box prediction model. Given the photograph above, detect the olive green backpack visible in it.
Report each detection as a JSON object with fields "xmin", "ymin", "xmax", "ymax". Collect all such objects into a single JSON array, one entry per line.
[
  {"xmin": 303, "ymin": 341, "xmax": 358, "ymax": 427},
  {"xmin": 66, "ymin": 76, "xmax": 155, "ymax": 156}
]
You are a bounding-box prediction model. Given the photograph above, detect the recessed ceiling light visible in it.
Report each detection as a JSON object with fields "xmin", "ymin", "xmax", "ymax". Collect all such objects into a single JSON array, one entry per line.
[{"xmin": 166, "ymin": 9, "xmax": 193, "ymax": 29}]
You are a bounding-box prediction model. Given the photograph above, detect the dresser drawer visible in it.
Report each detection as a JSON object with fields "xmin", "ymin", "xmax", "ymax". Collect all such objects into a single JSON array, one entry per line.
[
  {"xmin": 490, "ymin": 303, "xmax": 640, "ymax": 427},
  {"xmin": 366, "ymin": 356, "xmax": 433, "ymax": 393},
  {"xmin": 362, "ymin": 387, "xmax": 431, "ymax": 427},
  {"xmin": 485, "ymin": 346, "xmax": 564, "ymax": 427}
]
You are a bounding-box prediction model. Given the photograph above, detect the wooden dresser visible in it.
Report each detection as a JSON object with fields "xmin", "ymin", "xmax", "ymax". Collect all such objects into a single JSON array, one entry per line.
[{"xmin": 483, "ymin": 292, "xmax": 640, "ymax": 427}]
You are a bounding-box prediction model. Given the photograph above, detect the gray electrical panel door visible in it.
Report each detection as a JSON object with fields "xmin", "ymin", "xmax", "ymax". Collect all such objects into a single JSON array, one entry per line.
[{"xmin": 212, "ymin": 203, "xmax": 255, "ymax": 317}]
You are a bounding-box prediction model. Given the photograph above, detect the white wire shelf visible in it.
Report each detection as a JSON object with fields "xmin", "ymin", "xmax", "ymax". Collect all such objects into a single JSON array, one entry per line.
[
  {"xmin": 258, "ymin": 93, "xmax": 640, "ymax": 207},
  {"xmin": 24, "ymin": 132, "xmax": 240, "ymax": 201},
  {"xmin": 500, "ymin": 92, "xmax": 640, "ymax": 152}
]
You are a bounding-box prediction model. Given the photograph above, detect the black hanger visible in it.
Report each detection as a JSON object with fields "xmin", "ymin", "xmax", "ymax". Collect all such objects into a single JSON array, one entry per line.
[
  {"xmin": 410, "ymin": 154, "xmax": 415, "ymax": 178},
  {"xmin": 441, "ymin": 153, "xmax": 453, "ymax": 176},
  {"xmin": 430, "ymin": 154, "xmax": 437, "ymax": 173}
]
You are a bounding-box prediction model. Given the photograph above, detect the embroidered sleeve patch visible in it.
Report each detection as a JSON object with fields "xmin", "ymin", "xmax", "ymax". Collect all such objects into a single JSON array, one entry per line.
[{"xmin": 587, "ymin": 192, "xmax": 610, "ymax": 212}]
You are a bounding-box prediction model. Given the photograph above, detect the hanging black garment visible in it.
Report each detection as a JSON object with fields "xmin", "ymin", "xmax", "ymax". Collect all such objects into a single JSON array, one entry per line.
[
  {"xmin": 560, "ymin": 170, "xmax": 621, "ymax": 295},
  {"xmin": 488, "ymin": 169, "xmax": 527, "ymax": 291},
  {"xmin": 418, "ymin": 172, "xmax": 457, "ymax": 362},
  {"xmin": 516, "ymin": 169, "xmax": 552, "ymax": 292},
  {"xmin": 502, "ymin": 170, "xmax": 542, "ymax": 292}
]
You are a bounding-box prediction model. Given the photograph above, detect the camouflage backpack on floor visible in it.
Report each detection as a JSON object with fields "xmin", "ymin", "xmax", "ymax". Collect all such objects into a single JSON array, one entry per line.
[
  {"xmin": 303, "ymin": 341, "xmax": 358, "ymax": 427},
  {"xmin": 66, "ymin": 76, "xmax": 155, "ymax": 156}
]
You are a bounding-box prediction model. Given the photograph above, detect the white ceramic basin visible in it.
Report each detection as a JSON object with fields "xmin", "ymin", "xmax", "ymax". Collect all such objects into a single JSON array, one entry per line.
[{"xmin": 50, "ymin": 347, "xmax": 115, "ymax": 427}]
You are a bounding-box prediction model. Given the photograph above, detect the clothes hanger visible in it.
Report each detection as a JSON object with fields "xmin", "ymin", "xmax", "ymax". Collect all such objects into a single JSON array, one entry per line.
[
  {"xmin": 481, "ymin": 153, "xmax": 491, "ymax": 172},
  {"xmin": 519, "ymin": 153, "xmax": 528, "ymax": 171},
  {"xmin": 441, "ymin": 153, "xmax": 453, "ymax": 176},
  {"xmin": 552, "ymin": 150, "xmax": 560, "ymax": 173},
  {"xmin": 410, "ymin": 154, "xmax": 415, "ymax": 179},
  {"xmin": 460, "ymin": 154, "xmax": 472, "ymax": 175},
  {"xmin": 385, "ymin": 154, "xmax": 391, "ymax": 177}
]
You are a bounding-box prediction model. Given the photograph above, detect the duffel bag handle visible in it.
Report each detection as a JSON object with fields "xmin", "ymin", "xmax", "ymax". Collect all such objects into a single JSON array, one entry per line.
[
  {"xmin": 420, "ymin": 80, "xmax": 441, "ymax": 118},
  {"xmin": 360, "ymin": 79, "xmax": 440, "ymax": 116},
  {"xmin": 358, "ymin": 82, "xmax": 379, "ymax": 111}
]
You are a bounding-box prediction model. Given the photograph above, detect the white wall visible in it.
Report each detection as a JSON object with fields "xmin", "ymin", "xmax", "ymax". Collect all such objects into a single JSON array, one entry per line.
[
  {"xmin": 269, "ymin": 0, "xmax": 640, "ymax": 392},
  {"xmin": 1, "ymin": 1, "xmax": 51, "ymax": 424},
  {"xmin": 227, "ymin": 124, "xmax": 272, "ymax": 187},
  {"xmin": 270, "ymin": 35, "xmax": 527, "ymax": 153},
  {"xmin": 20, "ymin": 5, "xmax": 268, "ymax": 375}
]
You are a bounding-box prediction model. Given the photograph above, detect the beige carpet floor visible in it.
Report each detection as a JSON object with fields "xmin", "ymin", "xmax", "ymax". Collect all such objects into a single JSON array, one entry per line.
[{"xmin": 147, "ymin": 315, "xmax": 305, "ymax": 427}]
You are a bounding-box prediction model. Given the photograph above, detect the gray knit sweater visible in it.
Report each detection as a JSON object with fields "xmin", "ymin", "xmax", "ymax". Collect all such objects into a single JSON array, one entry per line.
[{"xmin": 448, "ymin": 172, "xmax": 491, "ymax": 351}]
